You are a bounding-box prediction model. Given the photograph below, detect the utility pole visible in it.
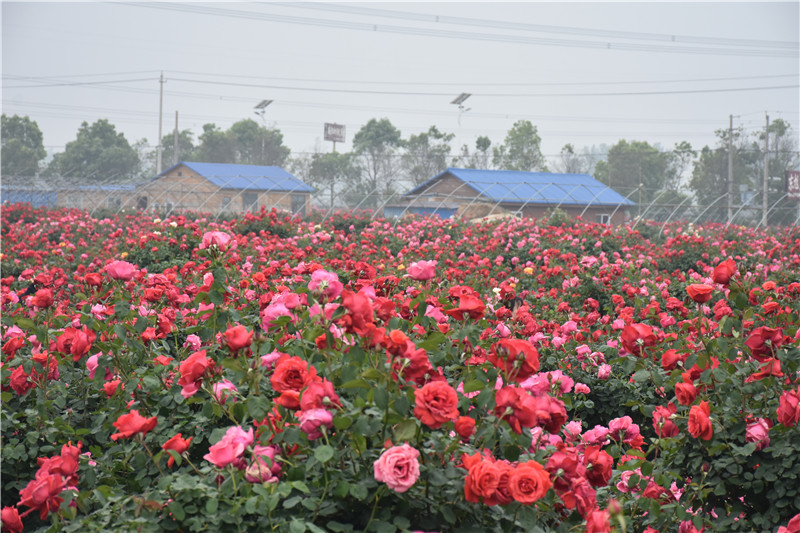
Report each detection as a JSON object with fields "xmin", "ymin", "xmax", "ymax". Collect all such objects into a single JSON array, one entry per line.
[
  {"xmin": 763, "ymin": 113, "xmax": 769, "ymax": 227},
  {"xmin": 157, "ymin": 72, "xmax": 165, "ymax": 174},
  {"xmin": 173, "ymin": 111, "xmax": 179, "ymax": 165},
  {"xmin": 727, "ymin": 114, "xmax": 733, "ymax": 224}
]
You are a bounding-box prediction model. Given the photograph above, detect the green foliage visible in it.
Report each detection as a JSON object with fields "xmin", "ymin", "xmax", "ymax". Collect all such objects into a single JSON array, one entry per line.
[
  {"xmin": 492, "ymin": 120, "xmax": 548, "ymax": 172},
  {"xmin": 46, "ymin": 119, "xmax": 140, "ymax": 179},
  {"xmin": 1, "ymin": 114, "xmax": 47, "ymax": 176}
]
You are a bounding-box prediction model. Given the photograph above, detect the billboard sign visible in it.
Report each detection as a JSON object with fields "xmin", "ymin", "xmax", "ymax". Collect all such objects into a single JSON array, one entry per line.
[
  {"xmin": 324, "ymin": 123, "xmax": 346, "ymax": 143},
  {"xmin": 788, "ymin": 170, "xmax": 800, "ymax": 200}
]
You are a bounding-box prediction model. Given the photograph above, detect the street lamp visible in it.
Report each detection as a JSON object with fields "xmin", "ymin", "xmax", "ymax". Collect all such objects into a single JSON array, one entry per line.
[
  {"xmin": 451, "ymin": 93, "xmax": 471, "ymax": 126},
  {"xmin": 253, "ymin": 100, "xmax": 273, "ymax": 163}
]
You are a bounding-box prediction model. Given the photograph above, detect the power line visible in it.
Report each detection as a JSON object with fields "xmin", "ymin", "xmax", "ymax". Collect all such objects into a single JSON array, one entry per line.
[
  {"xmin": 3, "ymin": 76, "xmax": 157, "ymax": 89},
  {"xmin": 274, "ymin": 2, "xmax": 798, "ymax": 51},
  {"xmin": 167, "ymin": 75, "xmax": 800, "ymax": 98},
  {"xmin": 118, "ymin": 2, "xmax": 799, "ymax": 58}
]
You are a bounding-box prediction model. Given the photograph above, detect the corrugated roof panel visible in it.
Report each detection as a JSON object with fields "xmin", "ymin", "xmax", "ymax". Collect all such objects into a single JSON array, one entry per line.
[
  {"xmin": 409, "ymin": 168, "xmax": 634, "ymax": 206},
  {"xmin": 159, "ymin": 162, "xmax": 314, "ymax": 193}
]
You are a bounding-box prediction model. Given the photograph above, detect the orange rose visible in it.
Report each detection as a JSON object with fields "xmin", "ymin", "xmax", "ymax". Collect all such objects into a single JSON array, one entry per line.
[
  {"xmin": 688, "ymin": 400, "xmax": 713, "ymax": 440},
  {"xmin": 507, "ymin": 461, "xmax": 552, "ymax": 504},
  {"xmin": 413, "ymin": 381, "xmax": 459, "ymax": 429}
]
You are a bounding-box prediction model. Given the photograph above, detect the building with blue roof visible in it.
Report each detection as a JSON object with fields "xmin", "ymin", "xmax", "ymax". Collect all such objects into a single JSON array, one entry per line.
[
  {"xmin": 137, "ymin": 162, "xmax": 314, "ymax": 215},
  {"xmin": 385, "ymin": 168, "xmax": 635, "ymax": 224}
]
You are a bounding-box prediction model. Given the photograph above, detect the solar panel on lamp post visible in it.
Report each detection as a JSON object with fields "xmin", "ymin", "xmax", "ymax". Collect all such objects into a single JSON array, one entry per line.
[
  {"xmin": 254, "ymin": 100, "xmax": 273, "ymax": 163},
  {"xmin": 451, "ymin": 93, "xmax": 471, "ymax": 126}
]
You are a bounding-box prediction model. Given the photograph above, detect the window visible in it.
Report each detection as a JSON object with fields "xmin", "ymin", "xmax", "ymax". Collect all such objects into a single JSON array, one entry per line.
[
  {"xmin": 137, "ymin": 196, "xmax": 148, "ymax": 210},
  {"xmin": 165, "ymin": 202, "xmax": 174, "ymax": 213},
  {"xmin": 242, "ymin": 192, "xmax": 259, "ymax": 213},
  {"xmin": 291, "ymin": 194, "xmax": 306, "ymax": 216},
  {"xmin": 596, "ymin": 213, "xmax": 611, "ymax": 225},
  {"xmin": 106, "ymin": 197, "xmax": 122, "ymax": 209},
  {"xmin": 222, "ymin": 196, "xmax": 232, "ymax": 210}
]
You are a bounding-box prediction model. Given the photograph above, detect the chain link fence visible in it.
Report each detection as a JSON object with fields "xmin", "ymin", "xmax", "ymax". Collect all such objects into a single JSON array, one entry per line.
[{"xmin": 2, "ymin": 173, "xmax": 798, "ymax": 228}]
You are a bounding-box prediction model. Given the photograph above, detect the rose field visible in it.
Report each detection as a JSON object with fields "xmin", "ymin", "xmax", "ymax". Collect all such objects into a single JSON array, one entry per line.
[{"xmin": 2, "ymin": 203, "xmax": 800, "ymax": 533}]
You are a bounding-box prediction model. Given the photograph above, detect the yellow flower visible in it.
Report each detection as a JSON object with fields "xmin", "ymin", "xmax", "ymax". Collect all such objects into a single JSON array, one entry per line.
[
  {"xmin": 121, "ymin": 252, "xmax": 128, "ymax": 259},
  {"xmin": 523, "ymin": 267, "xmax": 534, "ymax": 275},
  {"xmin": 398, "ymin": 264, "xmax": 405, "ymax": 270}
]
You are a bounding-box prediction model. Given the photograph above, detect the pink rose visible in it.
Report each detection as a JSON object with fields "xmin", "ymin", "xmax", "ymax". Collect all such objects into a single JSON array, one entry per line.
[
  {"xmin": 298, "ymin": 408, "xmax": 334, "ymax": 440},
  {"xmin": 308, "ymin": 269, "xmax": 344, "ymax": 299},
  {"xmin": 245, "ymin": 445, "xmax": 282, "ymax": 483},
  {"xmin": 407, "ymin": 260, "xmax": 437, "ymax": 281},
  {"xmin": 105, "ymin": 260, "xmax": 136, "ymax": 281},
  {"xmin": 597, "ymin": 364, "xmax": 611, "ymax": 380},
  {"xmin": 213, "ymin": 379, "xmax": 238, "ymax": 405},
  {"xmin": 374, "ymin": 443, "xmax": 420, "ymax": 493},
  {"xmin": 199, "ymin": 231, "xmax": 233, "ymax": 251},
  {"xmin": 203, "ymin": 426, "xmax": 254, "ymax": 468},
  {"xmin": 745, "ymin": 418, "xmax": 770, "ymax": 451}
]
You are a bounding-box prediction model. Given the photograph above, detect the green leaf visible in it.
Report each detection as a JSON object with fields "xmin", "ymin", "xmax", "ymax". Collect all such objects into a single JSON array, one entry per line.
[
  {"xmin": 247, "ymin": 395, "xmax": 269, "ymax": 420},
  {"xmin": 13, "ymin": 317, "xmax": 36, "ymax": 331},
  {"xmin": 167, "ymin": 501, "xmax": 185, "ymax": 522},
  {"xmin": 205, "ymin": 498, "xmax": 218, "ymax": 514},
  {"xmin": 632, "ymin": 369, "xmax": 650, "ymax": 383},
  {"xmin": 291, "ymin": 481, "xmax": 310, "ymax": 494},
  {"xmin": 289, "ymin": 519, "xmax": 306, "ymax": 533},
  {"xmin": 283, "ymin": 495, "xmax": 302, "ymax": 509},
  {"xmin": 393, "ymin": 420, "xmax": 417, "ymax": 442},
  {"xmin": 441, "ymin": 506, "xmax": 457, "ymax": 524},
  {"xmin": 314, "ymin": 445, "xmax": 335, "ymax": 464},
  {"xmin": 462, "ymin": 379, "xmax": 485, "ymax": 394}
]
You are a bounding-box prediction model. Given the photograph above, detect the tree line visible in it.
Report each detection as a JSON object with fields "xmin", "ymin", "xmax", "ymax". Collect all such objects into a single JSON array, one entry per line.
[{"xmin": 2, "ymin": 113, "xmax": 798, "ymax": 210}]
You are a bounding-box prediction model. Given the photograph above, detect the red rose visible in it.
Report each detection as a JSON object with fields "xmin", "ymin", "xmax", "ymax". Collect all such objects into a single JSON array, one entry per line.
[
  {"xmin": 9, "ymin": 366, "xmax": 34, "ymax": 396},
  {"xmin": 270, "ymin": 356, "xmax": 319, "ymax": 395},
  {"xmin": 455, "ymin": 416, "xmax": 476, "ymax": 441},
  {"xmin": 18, "ymin": 473, "xmax": 65, "ymax": 520},
  {"xmin": 178, "ymin": 350, "xmax": 213, "ymax": 399},
  {"xmin": 675, "ymin": 381, "xmax": 697, "ymax": 406},
  {"xmin": 445, "ymin": 294, "xmax": 485, "ymax": 321},
  {"xmin": 1, "ymin": 506, "xmax": 23, "ymax": 533},
  {"xmin": 585, "ymin": 509, "xmax": 611, "ymax": 533},
  {"xmin": 620, "ymin": 323, "xmax": 658, "ymax": 356},
  {"xmin": 777, "ymin": 388, "xmax": 800, "ymax": 427},
  {"xmin": 688, "ymin": 401, "xmax": 713, "ymax": 440},
  {"xmin": 583, "ymin": 445, "xmax": 613, "ymax": 488},
  {"xmin": 661, "ymin": 349, "xmax": 687, "ymax": 371},
  {"xmin": 507, "ymin": 461, "xmax": 552, "ymax": 504},
  {"xmin": 299, "ymin": 379, "xmax": 341, "ymax": 411},
  {"xmin": 223, "ymin": 325, "xmax": 254, "ymax": 353},
  {"xmin": 31, "ymin": 288, "xmax": 54, "ymax": 308},
  {"xmin": 489, "ymin": 338, "xmax": 540, "ymax": 382},
  {"xmin": 162, "ymin": 433, "xmax": 193, "ymax": 468},
  {"xmin": 110, "ymin": 409, "xmax": 158, "ymax": 441},
  {"xmin": 745, "ymin": 326, "xmax": 786, "ymax": 362},
  {"xmin": 686, "ymin": 284, "xmax": 713, "ymax": 303},
  {"xmin": 653, "ymin": 403, "xmax": 679, "ymax": 438},
  {"xmin": 464, "ymin": 457, "xmax": 503, "ymax": 504},
  {"xmin": 494, "ymin": 386, "xmax": 538, "ymax": 434},
  {"xmin": 413, "ymin": 381, "xmax": 459, "ymax": 429},
  {"xmin": 712, "ymin": 259, "xmax": 736, "ymax": 285}
]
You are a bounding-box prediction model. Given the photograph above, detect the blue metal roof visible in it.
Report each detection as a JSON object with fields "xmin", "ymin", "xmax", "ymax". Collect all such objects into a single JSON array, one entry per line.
[
  {"xmin": 158, "ymin": 162, "xmax": 314, "ymax": 193},
  {"xmin": 406, "ymin": 168, "xmax": 634, "ymax": 206}
]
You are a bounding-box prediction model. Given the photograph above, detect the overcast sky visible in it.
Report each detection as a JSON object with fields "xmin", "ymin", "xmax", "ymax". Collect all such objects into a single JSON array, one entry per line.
[{"xmin": 2, "ymin": 1, "xmax": 799, "ymax": 168}]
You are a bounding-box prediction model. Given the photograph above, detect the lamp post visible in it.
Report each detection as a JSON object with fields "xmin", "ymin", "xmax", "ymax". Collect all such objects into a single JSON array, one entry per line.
[
  {"xmin": 254, "ymin": 99, "xmax": 273, "ymax": 163},
  {"xmin": 451, "ymin": 93, "xmax": 471, "ymax": 126}
]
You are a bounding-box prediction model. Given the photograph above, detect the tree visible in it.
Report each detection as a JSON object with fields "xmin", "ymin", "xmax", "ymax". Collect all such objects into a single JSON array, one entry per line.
[
  {"xmin": 160, "ymin": 129, "xmax": 196, "ymax": 168},
  {"xmin": 189, "ymin": 120, "xmax": 290, "ymax": 167},
  {"xmin": 667, "ymin": 141, "xmax": 696, "ymax": 191},
  {"xmin": 492, "ymin": 120, "xmax": 548, "ymax": 172},
  {"xmin": 456, "ymin": 136, "xmax": 492, "ymax": 169},
  {"xmin": 689, "ymin": 126, "xmax": 759, "ymax": 209},
  {"xmin": 351, "ymin": 118, "xmax": 403, "ymax": 209},
  {"xmin": 191, "ymin": 123, "xmax": 234, "ymax": 163},
  {"xmin": 226, "ymin": 119, "xmax": 290, "ymax": 167},
  {"xmin": 553, "ymin": 143, "xmax": 593, "ymax": 174},
  {"xmin": 593, "ymin": 139, "xmax": 672, "ymax": 203},
  {"xmin": 1, "ymin": 114, "xmax": 47, "ymax": 176},
  {"xmin": 402, "ymin": 126, "xmax": 455, "ymax": 186},
  {"xmin": 46, "ymin": 119, "xmax": 139, "ymax": 180},
  {"xmin": 301, "ymin": 152, "xmax": 360, "ymax": 210}
]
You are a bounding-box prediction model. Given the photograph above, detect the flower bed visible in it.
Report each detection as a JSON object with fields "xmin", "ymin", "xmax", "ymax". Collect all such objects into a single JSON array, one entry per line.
[{"xmin": 2, "ymin": 204, "xmax": 799, "ymax": 533}]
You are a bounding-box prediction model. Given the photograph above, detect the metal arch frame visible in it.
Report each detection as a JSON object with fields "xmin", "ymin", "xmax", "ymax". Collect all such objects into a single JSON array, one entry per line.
[
  {"xmin": 371, "ymin": 182, "xmax": 410, "ymax": 222},
  {"xmin": 551, "ymin": 184, "xmax": 586, "ymax": 216},
  {"xmin": 513, "ymin": 183, "xmax": 558, "ymax": 218},
  {"xmin": 391, "ymin": 180, "xmax": 474, "ymax": 226},
  {"xmin": 659, "ymin": 195, "xmax": 693, "ymax": 234},
  {"xmin": 453, "ymin": 181, "xmax": 505, "ymax": 221},
  {"xmin": 691, "ymin": 192, "xmax": 729, "ymax": 226},
  {"xmin": 631, "ymin": 189, "xmax": 670, "ymax": 231},
  {"xmin": 725, "ymin": 191, "xmax": 763, "ymax": 230},
  {"xmin": 483, "ymin": 181, "xmax": 530, "ymax": 219},
  {"xmin": 579, "ymin": 185, "xmax": 613, "ymax": 220},
  {"xmin": 755, "ymin": 193, "xmax": 789, "ymax": 231},
  {"xmin": 607, "ymin": 188, "xmax": 639, "ymax": 226}
]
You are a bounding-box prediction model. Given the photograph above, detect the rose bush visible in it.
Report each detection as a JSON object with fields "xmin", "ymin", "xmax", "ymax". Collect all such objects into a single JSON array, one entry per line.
[{"xmin": 1, "ymin": 203, "xmax": 799, "ymax": 533}]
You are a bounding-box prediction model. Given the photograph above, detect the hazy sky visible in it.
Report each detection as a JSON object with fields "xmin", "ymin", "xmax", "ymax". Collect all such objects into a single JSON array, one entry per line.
[{"xmin": 3, "ymin": 1, "xmax": 799, "ymax": 167}]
